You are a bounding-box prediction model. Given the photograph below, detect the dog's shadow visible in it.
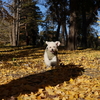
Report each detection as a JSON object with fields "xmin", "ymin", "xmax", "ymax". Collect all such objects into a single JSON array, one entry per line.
[{"xmin": 0, "ymin": 64, "xmax": 84, "ymax": 99}]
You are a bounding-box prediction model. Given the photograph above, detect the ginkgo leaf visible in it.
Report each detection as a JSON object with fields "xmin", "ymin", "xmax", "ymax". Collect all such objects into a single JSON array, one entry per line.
[
  {"xmin": 45, "ymin": 86, "xmax": 55, "ymax": 95},
  {"xmin": 94, "ymin": 91, "xmax": 99, "ymax": 96},
  {"xmin": 69, "ymin": 78, "xmax": 74, "ymax": 83},
  {"xmin": 79, "ymin": 93, "xmax": 85, "ymax": 98},
  {"xmin": 53, "ymin": 97, "xmax": 60, "ymax": 100},
  {"xmin": 38, "ymin": 88, "xmax": 44, "ymax": 93}
]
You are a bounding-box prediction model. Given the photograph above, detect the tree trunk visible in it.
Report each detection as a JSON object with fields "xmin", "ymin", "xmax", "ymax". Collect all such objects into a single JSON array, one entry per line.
[
  {"xmin": 25, "ymin": 23, "xmax": 29, "ymax": 45},
  {"xmin": 81, "ymin": 0, "xmax": 87, "ymax": 48},
  {"xmin": 11, "ymin": 0, "xmax": 20, "ymax": 46},
  {"xmin": 65, "ymin": 25, "xmax": 68, "ymax": 46},
  {"xmin": 12, "ymin": 4, "xmax": 16, "ymax": 46},
  {"xmin": 61, "ymin": 23, "xmax": 66, "ymax": 46},
  {"xmin": 56, "ymin": 21, "xmax": 61, "ymax": 41},
  {"xmin": 16, "ymin": 0, "xmax": 20, "ymax": 46},
  {"xmin": 67, "ymin": 0, "xmax": 77, "ymax": 50}
]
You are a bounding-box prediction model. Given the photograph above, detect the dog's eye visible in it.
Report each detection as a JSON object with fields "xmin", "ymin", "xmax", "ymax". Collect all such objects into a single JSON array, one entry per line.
[
  {"xmin": 53, "ymin": 46, "xmax": 55, "ymax": 48},
  {"xmin": 49, "ymin": 47, "xmax": 51, "ymax": 48}
]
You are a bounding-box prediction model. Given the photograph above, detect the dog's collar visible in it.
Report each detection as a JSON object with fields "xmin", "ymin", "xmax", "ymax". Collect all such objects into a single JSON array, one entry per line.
[{"xmin": 45, "ymin": 48, "xmax": 57, "ymax": 60}]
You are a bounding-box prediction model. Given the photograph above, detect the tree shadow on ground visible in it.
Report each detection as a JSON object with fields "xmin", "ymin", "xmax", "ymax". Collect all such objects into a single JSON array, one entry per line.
[
  {"xmin": 0, "ymin": 64, "xmax": 84, "ymax": 99},
  {"xmin": 0, "ymin": 46, "xmax": 44, "ymax": 61}
]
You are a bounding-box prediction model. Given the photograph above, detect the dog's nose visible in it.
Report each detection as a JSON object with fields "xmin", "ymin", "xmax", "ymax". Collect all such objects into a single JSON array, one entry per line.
[{"xmin": 52, "ymin": 49, "xmax": 54, "ymax": 51}]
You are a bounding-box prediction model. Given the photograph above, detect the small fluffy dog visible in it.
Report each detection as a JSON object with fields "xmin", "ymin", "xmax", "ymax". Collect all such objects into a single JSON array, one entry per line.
[{"xmin": 44, "ymin": 41, "xmax": 60, "ymax": 67}]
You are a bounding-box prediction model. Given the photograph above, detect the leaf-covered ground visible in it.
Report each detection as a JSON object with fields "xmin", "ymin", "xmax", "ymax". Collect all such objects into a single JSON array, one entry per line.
[{"xmin": 0, "ymin": 46, "xmax": 100, "ymax": 100}]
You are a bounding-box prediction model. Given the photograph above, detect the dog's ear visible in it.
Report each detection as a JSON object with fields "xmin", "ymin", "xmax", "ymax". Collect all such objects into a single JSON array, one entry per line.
[
  {"xmin": 55, "ymin": 41, "xmax": 60, "ymax": 46},
  {"xmin": 46, "ymin": 41, "xmax": 49, "ymax": 45}
]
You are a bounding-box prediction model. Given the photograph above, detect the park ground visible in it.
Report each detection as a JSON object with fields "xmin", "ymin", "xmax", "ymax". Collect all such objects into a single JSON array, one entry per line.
[{"xmin": 0, "ymin": 46, "xmax": 100, "ymax": 100}]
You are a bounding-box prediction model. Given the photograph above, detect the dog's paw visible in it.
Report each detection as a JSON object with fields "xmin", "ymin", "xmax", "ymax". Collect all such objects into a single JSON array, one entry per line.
[
  {"xmin": 59, "ymin": 63, "xmax": 65, "ymax": 67},
  {"xmin": 46, "ymin": 67, "xmax": 52, "ymax": 71}
]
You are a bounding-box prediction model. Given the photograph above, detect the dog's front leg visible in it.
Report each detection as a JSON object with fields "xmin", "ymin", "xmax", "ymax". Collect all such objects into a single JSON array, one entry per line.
[
  {"xmin": 50, "ymin": 56, "xmax": 58, "ymax": 67},
  {"xmin": 44, "ymin": 51, "xmax": 51, "ymax": 67}
]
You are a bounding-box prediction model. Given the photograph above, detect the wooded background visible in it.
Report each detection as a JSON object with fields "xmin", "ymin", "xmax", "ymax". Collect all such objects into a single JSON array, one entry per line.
[{"xmin": 0, "ymin": 0, "xmax": 100, "ymax": 50}]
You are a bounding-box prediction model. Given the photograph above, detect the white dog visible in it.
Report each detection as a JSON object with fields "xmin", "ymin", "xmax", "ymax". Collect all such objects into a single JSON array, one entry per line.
[{"xmin": 44, "ymin": 41, "xmax": 60, "ymax": 68}]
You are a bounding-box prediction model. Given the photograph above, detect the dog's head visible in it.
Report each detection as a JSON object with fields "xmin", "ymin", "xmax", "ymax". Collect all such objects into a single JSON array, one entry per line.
[{"xmin": 46, "ymin": 41, "xmax": 60, "ymax": 53}]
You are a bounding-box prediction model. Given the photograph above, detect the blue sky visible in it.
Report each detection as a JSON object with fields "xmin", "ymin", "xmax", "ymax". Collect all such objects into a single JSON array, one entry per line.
[{"xmin": 36, "ymin": 4, "xmax": 47, "ymax": 33}]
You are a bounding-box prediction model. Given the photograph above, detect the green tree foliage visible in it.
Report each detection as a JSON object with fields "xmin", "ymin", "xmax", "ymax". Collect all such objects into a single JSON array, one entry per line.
[
  {"xmin": 78, "ymin": 0, "xmax": 99, "ymax": 48},
  {"xmin": 20, "ymin": 0, "xmax": 43, "ymax": 45},
  {"xmin": 45, "ymin": 0, "xmax": 69, "ymax": 42},
  {"xmin": 43, "ymin": 0, "xmax": 100, "ymax": 50},
  {"xmin": 2, "ymin": 0, "xmax": 43, "ymax": 46},
  {"xmin": 0, "ymin": 0, "xmax": 13, "ymax": 46}
]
